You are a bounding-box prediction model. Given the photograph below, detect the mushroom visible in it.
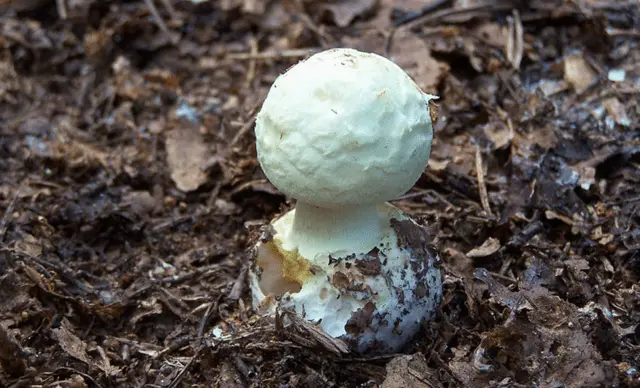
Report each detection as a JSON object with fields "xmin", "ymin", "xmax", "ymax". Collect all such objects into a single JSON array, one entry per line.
[{"xmin": 249, "ymin": 48, "xmax": 442, "ymax": 353}]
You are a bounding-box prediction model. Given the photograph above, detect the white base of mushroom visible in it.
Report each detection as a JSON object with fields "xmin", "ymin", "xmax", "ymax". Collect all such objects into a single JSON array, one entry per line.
[{"xmin": 250, "ymin": 203, "xmax": 442, "ymax": 354}]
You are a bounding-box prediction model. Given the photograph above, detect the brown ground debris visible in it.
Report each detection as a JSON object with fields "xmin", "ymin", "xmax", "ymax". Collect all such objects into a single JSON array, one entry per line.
[{"xmin": 1, "ymin": 0, "xmax": 639, "ymax": 387}]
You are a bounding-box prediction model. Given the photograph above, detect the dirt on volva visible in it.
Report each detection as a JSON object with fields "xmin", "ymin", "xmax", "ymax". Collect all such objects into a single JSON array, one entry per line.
[{"xmin": 0, "ymin": 0, "xmax": 639, "ymax": 387}]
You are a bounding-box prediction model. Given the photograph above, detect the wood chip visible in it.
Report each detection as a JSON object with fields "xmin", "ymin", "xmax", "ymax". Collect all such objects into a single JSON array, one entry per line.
[
  {"xmin": 564, "ymin": 54, "xmax": 597, "ymax": 94},
  {"xmin": 505, "ymin": 10, "xmax": 523, "ymax": 69},
  {"xmin": 165, "ymin": 126, "xmax": 211, "ymax": 192},
  {"xmin": 467, "ymin": 237, "xmax": 501, "ymax": 258}
]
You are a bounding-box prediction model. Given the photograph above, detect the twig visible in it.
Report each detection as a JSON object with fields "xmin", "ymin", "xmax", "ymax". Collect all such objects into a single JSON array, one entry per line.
[
  {"xmin": 53, "ymin": 367, "xmax": 104, "ymax": 388},
  {"xmin": 229, "ymin": 98, "xmax": 266, "ymax": 147},
  {"xmin": 607, "ymin": 29, "xmax": 640, "ymax": 38},
  {"xmin": 226, "ymin": 48, "xmax": 319, "ymax": 61},
  {"xmin": 229, "ymin": 114, "xmax": 257, "ymax": 147},
  {"xmin": 489, "ymin": 271, "xmax": 517, "ymax": 284},
  {"xmin": 156, "ymin": 337, "xmax": 191, "ymax": 359},
  {"xmin": 55, "ymin": 0, "xmax": 67, "ymax": 19},
  {"xmin": 166, "ymin": 346, "xmax": 203, "ymax": 388},
  {"xmin": 206, "ymin": 180, "xmax": 224, "ymax": 208},
  {"xmin": 396, "ymin": 1, "xmax": 513, "ymax": 33},
  {"xmin": 0, "ymin": 186, "xmax": 20, "ymax": 242},
  {"xmin": 233, "ymin": 354, "xmax": 254, "ymax": 380},
  {"xmin": 392, "ymin": 0, "xmax": 452, "ymax": 26},
  {"xmin": 407, "ymin": 367, "xmax": 438, "ymax": 388},
  {"xmin": 505, "ymin": 9, "xmax": 523, "ymax": 69},
  {"xmin": 197, "ymin": 295, "xmax": 220, "ymax": 338},
  {"xmin": 159, "ymin": 0, "xmax": 176, "ymax": 16},
  {"xmin": 334, "ymin": 353, "xmax": 401, "ymax": 363},
  {"xmin": 227, "ymin": 264, "xmax": 248, "ymax": 302},
  {"xmin": 245, "ymin": 36, "xmax": 259, "ymax": 88},
  {"xmin": 475, "ymin": 145, "xmax": 493, "ymax": 217},
  {"xmin": 393, "ymin": 189, "xmax": 460, "ymax": 211},
  {"xmin": 293, "ymin": 0, "xmax": 333, "ymax": 46},
  {"xmin": 144, "ymin": 0, "xmax": 171, "ymax": 37}
]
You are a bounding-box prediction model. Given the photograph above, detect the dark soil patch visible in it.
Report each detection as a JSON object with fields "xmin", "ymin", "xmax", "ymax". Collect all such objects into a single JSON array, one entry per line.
[{"xmin": 1, "ymin": 1, "xmax": 639, "ymax": 387}]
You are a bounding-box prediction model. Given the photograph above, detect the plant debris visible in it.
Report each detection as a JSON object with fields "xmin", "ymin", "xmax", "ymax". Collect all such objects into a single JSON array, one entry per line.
[{"xmin": 0, "ymin": 0, "xmax": 639, "ymax": 387}]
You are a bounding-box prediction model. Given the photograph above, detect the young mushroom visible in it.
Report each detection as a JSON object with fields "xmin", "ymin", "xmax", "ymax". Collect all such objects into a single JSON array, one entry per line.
[{"xmin": 249, "ymin": 48, "xmax": 442, "ymax": 353}]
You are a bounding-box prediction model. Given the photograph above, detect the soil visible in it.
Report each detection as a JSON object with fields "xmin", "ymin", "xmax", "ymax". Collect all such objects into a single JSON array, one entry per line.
[{"xmin": 1, "ymin": 1, "xmax": 639, "ymax": 387}]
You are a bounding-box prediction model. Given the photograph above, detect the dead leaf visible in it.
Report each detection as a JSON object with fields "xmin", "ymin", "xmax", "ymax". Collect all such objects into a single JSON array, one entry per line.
[
  {"xmin": 220, "ymin": 0, "xmax": 241, "ymax": 11},
  {"xmin": 165, "ymin": 126, "xmax": 211, "ymax": 192},
  {"xmin": 0, "ymin": 0, "xmax": 48, "ymax": 12},
  {"xmin": 545, "ymin": 209, "xmax": 575, "ymax": 225},
  {"xmin": 14, "ymin": 233, "xmax": 43, "ymax": 257},
  {"xmin": 318, "ymin": 0, "xmax": 379, "ymax": 28},
  {"xmin": 52, "ymin": 320, "xmax": 118, "ymax": 375},
  {"xmin": 471, "ymin": 22, "xmax": 507, "ymax": 48},
  {"xmin": 483, "ymin": 121, "xmax": 512, "ymax": 149},
  {"xmin": 122, "ymin": 191, "xmax": 159, "ymax": 217},
  {"xmin": 242, "ymin": 0, "xmax": 268, "ymax": 15},
  {"xmin": 564, "ymin": 54, "xmax": 596, "ymax": 94},
  {"xmin": 0, "ymin": 323, "xmax": 27, "ymax": 376},
  {"xmin": 390, "ymin": 30, "xmax": 450, "ymax": 94},
  {"xmin": 277, "ymin": 308, "xmax": 350, "ymax": 356},
  {"xmin": 130, "ymin": 296, "xmax": 163, "ymax": 325},
  {"xmin": 565, "ymin": 258, "xmax": 590, "ymax": 272},
  {"xmin": 538, "ymin": 79, "xmax": 569, "ymax": 96},
  {"xmin": 474, "ymin": 268, "xmax": 532, "ymax": 312},
  {"xmin": 602, "ymin": 98, "xmax": 631, "ymax": 127},
  {"xmin": 382, "ymin": 353, "xmax": 442, "ymax": 388},
  {"xmin": 505, "ymin": 10, "xmax": 523, "ymax": 69},
  {"xmin": 466, "ymin": 237, "xmax": 501, "ymax": 258},
  {"xmin": 0, "ymin": 56, "xmax": 19, "ymax": 104}
]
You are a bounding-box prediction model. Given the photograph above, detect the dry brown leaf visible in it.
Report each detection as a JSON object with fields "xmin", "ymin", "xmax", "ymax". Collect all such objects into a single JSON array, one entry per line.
[
  {"xmin": 0, "ymin": 0, "xmax": 48, "ymax": 12},
  {"xmin": 277, "ymin": 308, "xmax": 350, "ymax": 356},
  {"xmin": 467, "ymin": 237, "xmax": 501, "ymax": 258},
  {"xmin": 391, "ymin": 30, "xmax": 450, "ymax": 94},
  {"xmin": 318, "ymin": 0, "xmax": 379, "ymax": 28},
  {"xmin": 602, "ymin": 97, "xmax": 631, "ymax": 127},
  {"xmin": 564, "ymin": 54, "xmax": 596, "ymax": 94},
  {"xmin": 483, "ymin": 121, "xmax": 512, "ymax": 149},
  {"xmin": 505, "ymin": 10, "xmax": 523, "ymax": 69},
  {"xmin": 220, "ymin": 0, "xmax": 241, "ymax": 11},
  {"xmin": 51, "ymin": 323, "xmax": 93, "ymax": 365},
  {"xmin": 242, "ymin": 0, "xmax": 268, "ymax": 14},
  {"xmin": 382, "ymin": 353, "xmax": 442, "ymax": 388},
  {"xmin": 471, "ymin": 22, "xmax": 507, "ymax": 48},
  {"xmin": 0, "ymin": 323, "xmax": 27, "ymax": 376},
  {"xmin": 165, "ymin": 126, "xmax": 211, "ymax": 192},
  {"xmin": 52, "ymin": 320, "xmax": 118, "ymax": 375},
  {"xmin": 14, "ymin": 233, "xmax": 43, "ymax": 257},
  {"xmin": 0, "ymin": 56, "xmax": 19, "ymax": 103}
]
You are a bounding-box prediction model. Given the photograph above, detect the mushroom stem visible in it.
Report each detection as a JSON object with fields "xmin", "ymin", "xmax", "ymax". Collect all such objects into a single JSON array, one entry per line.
[{"xmin": 286, "ymin": 202, "xmax": 383, "ymax": 258}]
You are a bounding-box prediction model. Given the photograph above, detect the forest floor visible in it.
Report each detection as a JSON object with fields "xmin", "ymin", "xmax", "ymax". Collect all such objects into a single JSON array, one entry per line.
[{"xmin": 1, "ymin": 0, "xmax": 639, "ymax": 387}]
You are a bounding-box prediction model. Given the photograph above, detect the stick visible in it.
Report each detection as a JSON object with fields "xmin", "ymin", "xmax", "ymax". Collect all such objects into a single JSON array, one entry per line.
[
  {"xmin": 475, "ymin": 145, "xmax": 492, "ymax": 217},
  {"xmin": 226, "ymin": 48, "xmax": 319, "ymax": 61}
]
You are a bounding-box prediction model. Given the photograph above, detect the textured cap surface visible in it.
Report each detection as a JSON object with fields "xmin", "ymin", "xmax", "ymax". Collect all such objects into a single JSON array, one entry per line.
[{"xmin": 255, "ymin": 48, "xmax": 435, "ymax": 208}]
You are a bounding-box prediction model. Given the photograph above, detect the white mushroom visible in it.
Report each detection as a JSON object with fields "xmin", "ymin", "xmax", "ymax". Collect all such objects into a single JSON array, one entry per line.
[{"xmin": 250, "ymin": 48, "xmax": 442, "ymax": 353}]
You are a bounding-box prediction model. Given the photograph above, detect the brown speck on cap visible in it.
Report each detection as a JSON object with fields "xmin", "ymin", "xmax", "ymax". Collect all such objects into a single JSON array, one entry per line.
[
  {"xmin": 397, "ymin": 288, "xmax": 406, "ymax": 304},
  {"xmin": 331, "ymin": 271, "xmax": 373, "ymax": 299},
  {"xmin": 345, "ymin": 302, "xmax": 376, "ymax": 335},
  {"xmin": 429, "ymin": 100, "xmax": 438, "ymax": 123},
  {"xmin": 413, "ymin": 281, "xmax": 429, "ymax": 299},
  {"xmin": 390, "ymin": 219, "xmax": 436, "ymax": 275},
  {"xmin": 355, "ymin": 247, "xmax": 383, "ymax": 276}
]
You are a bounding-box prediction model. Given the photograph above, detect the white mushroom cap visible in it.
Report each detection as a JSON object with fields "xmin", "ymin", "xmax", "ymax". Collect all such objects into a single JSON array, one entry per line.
[{"xmin": 255, "ymin": 48, "xmax": 436, "ymax": 208}]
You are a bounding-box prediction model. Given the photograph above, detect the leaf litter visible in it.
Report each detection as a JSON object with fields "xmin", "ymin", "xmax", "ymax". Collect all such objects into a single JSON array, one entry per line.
[{"xmin": 0, "ymin": 0, "xmax": 639, "ymax": 387}]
